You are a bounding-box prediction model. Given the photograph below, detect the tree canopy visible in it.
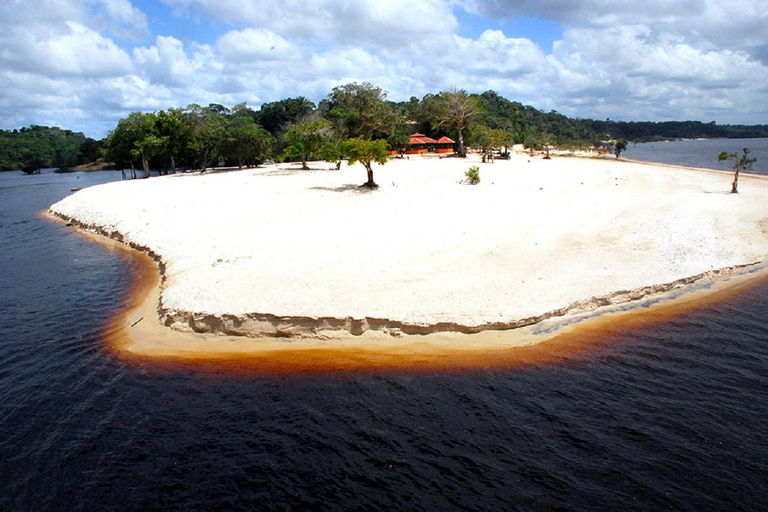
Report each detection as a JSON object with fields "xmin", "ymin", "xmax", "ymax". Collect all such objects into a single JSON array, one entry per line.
[
  {"xmin": 5, "ymin": 81, "xmax": 768, "ymax": 174},
  {"xmin": 342, "ymin": 137, "xmax": 389, "ymax": 188},
  {"xmin": 0, "ymin": 126, "xmax": 100, "ymax": 171}
]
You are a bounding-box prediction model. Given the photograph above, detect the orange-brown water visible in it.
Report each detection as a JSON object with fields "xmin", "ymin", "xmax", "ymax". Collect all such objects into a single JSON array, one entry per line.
[{"xmin": 102, "ymin": 230, "xmax": 768, "ymax": 375}]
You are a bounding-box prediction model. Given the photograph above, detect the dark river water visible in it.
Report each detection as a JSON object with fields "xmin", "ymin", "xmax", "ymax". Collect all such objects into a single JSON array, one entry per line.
[
  {"xmin": 624, "ymin": 137, "xmax": 768, "ymax": 175},
  {"xmin": 1, "ymin": 166, "xmax": 767, "ymax": 510}
]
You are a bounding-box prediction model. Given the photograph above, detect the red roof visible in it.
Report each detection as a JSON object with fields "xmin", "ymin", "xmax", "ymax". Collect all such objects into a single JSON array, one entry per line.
[
  {"xmin": 437, "ymin": 136, "xmax": 455, "ymax": 144},
  {"xmin": 409, "ymin": 132, "xmax": 438, "ymax": 145},
  {"xmin": 409, "ymin": 136, "xmax": 438, "ymax": 145}
]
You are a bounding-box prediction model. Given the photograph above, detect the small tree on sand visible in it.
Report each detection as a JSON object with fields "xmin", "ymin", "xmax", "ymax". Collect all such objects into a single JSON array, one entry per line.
[
  {"xmin": 342, "ymin": 137, "xmax": 389, "ymax": 188},
  {"xmin": 718, "ymin": 147, "xmax": 756, "ymax": 194},
  {"xmin": 464, "ymin": 165, "xmax": 481, "ymax": 184},
  {"xmin": 613, "ymin": 139, "xmax": 628, "ymax": 159}
]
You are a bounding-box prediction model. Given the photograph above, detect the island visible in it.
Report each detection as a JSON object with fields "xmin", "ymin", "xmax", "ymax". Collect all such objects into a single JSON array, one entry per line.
[{"xmin": 49, "ymin": 152, "xmax": 768, "ymax": 359}]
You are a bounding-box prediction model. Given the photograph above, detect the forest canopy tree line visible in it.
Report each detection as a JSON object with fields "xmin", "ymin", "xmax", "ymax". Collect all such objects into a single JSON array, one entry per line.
[
  {"xmin": 3, "ymin": 83, "xmax": 768, "ymax": 172},
  {"xmin": 0, "ymin": 126, "xmax": 101, "ymax": 172}
]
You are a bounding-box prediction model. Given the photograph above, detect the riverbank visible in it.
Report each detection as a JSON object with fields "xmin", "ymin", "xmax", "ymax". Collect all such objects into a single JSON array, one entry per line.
[{"xmin": 49, "ymin": 153, "xmax": 768, "ymax": 356}]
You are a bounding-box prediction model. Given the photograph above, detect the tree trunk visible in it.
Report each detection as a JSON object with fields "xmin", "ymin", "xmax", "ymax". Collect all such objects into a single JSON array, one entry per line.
[
  {"xmin": 170, "ymin": 155, "xmax": 176, "ymax": 173},
  {"xmin": 301, "ymin": 156, "xmax": 309, "ymax": 170},
  {"xmin": 364, "ymin": 164, "xmax": 377, "ymax": 188},
  {"xmin": 142, "ymin": 157, "xmax": 150, "ymax": 178},
  {"xmin": 732, "ymin": 170, "xmax": 740, "ymax": 193},
  {"xmin": 457, "ymin": 125, "xmax": 465, "ymax": 157}
]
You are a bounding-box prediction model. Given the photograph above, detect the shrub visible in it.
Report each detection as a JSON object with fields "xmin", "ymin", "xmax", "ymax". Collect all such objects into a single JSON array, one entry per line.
[{"xmin": 465, "ymin": 165, "xmax": 480, "ymax": 185}]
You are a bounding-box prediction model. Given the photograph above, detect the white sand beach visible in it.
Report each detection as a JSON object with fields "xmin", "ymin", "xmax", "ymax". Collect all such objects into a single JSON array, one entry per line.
[{"xmin": 50, "ymin": 152, "xmax": 768, "ymax": 351}]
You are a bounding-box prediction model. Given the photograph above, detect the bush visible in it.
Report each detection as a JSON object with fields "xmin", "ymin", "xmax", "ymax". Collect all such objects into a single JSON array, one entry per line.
[{"xmin": 465, "ymin": 165, "xmax": 480, "ymax": 185}]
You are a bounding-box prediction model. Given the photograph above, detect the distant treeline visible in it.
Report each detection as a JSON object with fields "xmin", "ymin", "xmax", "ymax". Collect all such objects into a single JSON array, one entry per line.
[
  {"xmin": 584, "ymin": 120, "xmax": 768, "ymax": 142},
  {"xmin": 2, "ymin": 86, "xmax": 767, "ymax": 172},
  {"xmin": 0, "ymin": 126, "xmax": 101, "ymax": 172}
]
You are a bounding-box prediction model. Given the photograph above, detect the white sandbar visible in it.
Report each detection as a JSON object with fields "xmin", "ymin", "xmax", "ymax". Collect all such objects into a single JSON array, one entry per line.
[{"xmin": 50, "ymin": 153, "xmax": 768, "ymax": 339}]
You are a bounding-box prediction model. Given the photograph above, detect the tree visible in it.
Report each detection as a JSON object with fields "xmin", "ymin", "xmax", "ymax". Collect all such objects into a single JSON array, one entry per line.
[
  {"xmin": 156, "ymin": 108, "xmax": 187, "ymax": 173},
  {"xmin": 223, "ymin": 116, "xmax": 273, "ymax": 169},
  {"xmin": 106, "ymin": 112, "xmax": 162, "ymax": 178},
  {"xmin": 472, "ymin": 126, "xmax": 509, "ymax": 162},
  {"xmin": 540, "ymin": 131, "xmax": 556, "ymax": 159},
  {"xmin": 523, "ymin": 130, "xmax": 541, "ymax": 156},
  {"xmin": 429, "ymin": 89, "xmax": 480, "ymax": 157},
  {"xmin": 255, "ymin": 97, "xmax": 316, "ymax": 135},
  {"xmin": 323, "ymin": 82, "xmax": 395, "ymax": 139},
  {"xmin": 184, "ymin": 104, "xmax": 225, "ymax": 171},
  {"xmin": 342, "ymin": 137, "xmax": 389, "ymax": 188},
  {"xmin": 613, "ymin": 139, "xmax": 628, "ymax": 159},
  {"xmin": 1, "ymin": 125, "xmax": 96, "ymax": 171},
  {"xmin": 282, "ymin": 119, "xmax": 329, "ymax": 170},
  {"xmin": 718, "ymin": 147, "xmax": 756, "ymax": 193}
]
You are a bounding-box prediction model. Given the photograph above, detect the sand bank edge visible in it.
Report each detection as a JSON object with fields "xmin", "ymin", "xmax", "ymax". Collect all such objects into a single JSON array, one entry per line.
[{"xmin": 48, "ymin": 210, "xmax": 766, "ymax": 341}]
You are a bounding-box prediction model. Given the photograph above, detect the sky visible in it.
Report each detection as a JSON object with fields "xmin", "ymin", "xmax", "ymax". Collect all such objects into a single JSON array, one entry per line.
[{"xmin": 1, "ymin": 0, "xmax": 767, "ymax": 139}]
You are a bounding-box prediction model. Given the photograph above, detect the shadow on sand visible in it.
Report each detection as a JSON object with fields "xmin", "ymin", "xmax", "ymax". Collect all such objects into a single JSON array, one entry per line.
[{"xmin": 308, "ymin": 184, "xmax": 375, "ymax": 194}]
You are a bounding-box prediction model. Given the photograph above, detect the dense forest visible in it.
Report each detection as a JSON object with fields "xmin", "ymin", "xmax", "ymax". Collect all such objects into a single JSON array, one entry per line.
[
  {"xmin": 2, "ymin": 84, "xmax": 767, "ymax": 173},
  {"xmin": 0, "ymin": 126, "xmax": 101, "ymax": 172}
]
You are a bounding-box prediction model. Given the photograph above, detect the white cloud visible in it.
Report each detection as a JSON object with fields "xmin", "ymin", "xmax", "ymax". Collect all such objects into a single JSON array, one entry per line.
[
  {"xmin": 1, "ymin": 0, "xmax": 767, "ymax": 138},
  {"xmin": 160, "ymin": 0, "xmax": 458, "ymax": 48},
  {"xmin": 0, "ymin": 21, "xmax": 133, "ymax": 78},
  {"xmin": 87, "ymin": 0, "xmax": 149, "ymax": 38},
  {"xmin": 545, "ymin": 25, "xmax": 768, "ymax": 121},
  {"xmin": 451, "ymin": 30, "xmax": 544, "ymax": 78},
  {"xmin": 217, "ymin": 28, "xmax": 302, "ymax": 64},
  {"xmin": 460, "ymin": 0, "xmax": 768, "ymax": 59},
  {"xmin": 133, "ymin": 36, "xmax": 215, "ymax": 87}
]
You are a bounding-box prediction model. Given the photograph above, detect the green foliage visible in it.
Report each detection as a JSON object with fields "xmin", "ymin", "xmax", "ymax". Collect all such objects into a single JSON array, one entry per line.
[
  {"xmin": 0, "ymin": 126, "xmax": 98, "ymax": 171},
  {"xmin": 319, "ymin": 141, "xmax": 344, "ymax": 169},
  {"xmin": 426, "ymin": 89, "xmax": 480, "ymax": 157},
  {"xmin": 255, "ymin": 97, "xmax": 316, "ymax": 136},
  {"xmin": 322, "ymin": 82, "xmax": 396, "ymax": 140},
  {"xmin": 613, "ymin": 139, "xmax": 628, "ymax": 158},
  {"xmin": 105, "ymin": 111, "xmax": 163, "ymax": 177},
  {"xmin": 342, "ymin": 137, "xmax": 389, "ymax": 187},
  {"xmin": 282, "ymin": 119, "xmax": 330, "ymax": 169},
  {"xmin": 464, "ymin": 166, "xmax": 481, "ymax": 185},
  {"xmin": 156, "ymin": 108, "xmax": 187, "ymax": 172},
  {"xmin": 471, "ymin": 125, "xmax": 513, "ymax": 161},
  {"xmin": 21, "ymin": 83, "xmax": 768, "ymax": 178},
  {"xmin": 718, "ymin": 147, "xmax": 756, "ymax": 193},
  {"xmin": 223, "ymin": 116, "xmax": 273, "ymax": 169},
  {"xmin": 591, "ymin": 120, "xmax": 768, "ymax": 142},
  {"xmin": 184, "ymin": 104, "xmax": 226, "ymax": 171}
]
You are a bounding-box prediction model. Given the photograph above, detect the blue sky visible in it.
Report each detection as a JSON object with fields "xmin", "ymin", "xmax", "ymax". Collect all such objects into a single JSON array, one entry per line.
[{"xmin": 1, "ymin": 0, "xmax": 766, "ymax": 138}]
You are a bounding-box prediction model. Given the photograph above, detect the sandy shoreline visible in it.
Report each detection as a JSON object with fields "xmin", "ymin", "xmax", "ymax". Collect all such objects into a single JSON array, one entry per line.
[{"xmin": 49, "ymin": 152, "xmax": 768, "ymax": 357}]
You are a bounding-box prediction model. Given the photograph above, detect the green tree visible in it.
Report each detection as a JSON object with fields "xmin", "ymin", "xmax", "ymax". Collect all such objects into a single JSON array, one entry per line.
[
  {"xmin": 429, "ymin": 89, "xmax": 480, "ymax": 157},
  {"xmin": 0, "ymin": 125, "xmax": 95, "ymax": 171},
  {"xmin": 282, "ymin": 119, "xmax": 329, "ymax": 170},
  {"xmin": 255, "ymin": 97, "xmax": 316, "ymax": 135},
  {"xmin": 718, "ymin": 147, "xmax": 757, "ymax": 193},
  {"xmin": 184, "ymin": 104, "xmax": 225, "ymax": 171},
  {"xmin": 342, "ymin": 137, "xmax": 389, "ymax": 188},
  {"xmin": 156, "ymin": 108, "xmax": 188, "ymax": 173},
  {"xmin": 472, "ymin": 126, "xmax": 508, "ymax": 162},
  {"xmin": 323, "ymin": 82, "xmax": 395, "ymax": 139},
  {"xmin": 613, "ymin": 139, "xmax": 628, "ymax": 159},
  {"xmin": 106, "ymin": 112, "xmax": 162, "ymax": 177},
  {"xmin": 524, "ymin": 130, "xmax": 542, "ymax": 156},
  {"xmin": 223, "ymin": 116, "xmax": 273, "ymax": 169}
]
